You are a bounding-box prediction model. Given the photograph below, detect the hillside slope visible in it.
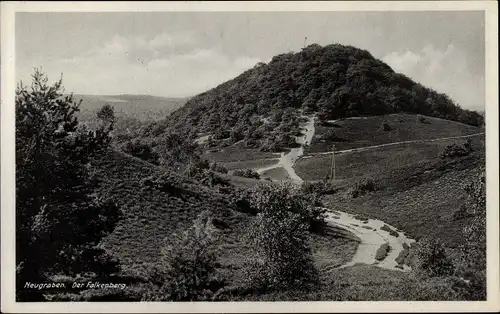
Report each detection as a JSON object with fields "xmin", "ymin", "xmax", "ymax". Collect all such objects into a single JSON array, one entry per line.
[
  {"xmin": 309, "ymin": 113, "xmax": 483, "ymax": 153},
  {"xmin": 91, "ymin": 149, "xmax": 358, "ymax": 291},
  {"xmin": 144, "ymin": 43, "xmax": 483, "ymax": 153},
  {"xmin": 92, "ymin": 149, "xmax": 244, "ymax": 266}
]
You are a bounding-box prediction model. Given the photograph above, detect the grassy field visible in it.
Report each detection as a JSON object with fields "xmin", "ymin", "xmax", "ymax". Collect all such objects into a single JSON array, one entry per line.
[
  {"xmin": 296, "ymin": 135, "xmax": 485, "ymax": 184},
  {"xmin": 309, "ymin": 113, "xmax": 482, "ymax": 153},
  {"xmin": 89, "ymin": 113, "xmax": 484, "ymax": 300},
  {"xmin": 295, "ymin": 132, "xmax": 485, "ymax": 249},
  {"xmin": 323, "ymin": 163, "xmax": 483, "ymax": 248}
]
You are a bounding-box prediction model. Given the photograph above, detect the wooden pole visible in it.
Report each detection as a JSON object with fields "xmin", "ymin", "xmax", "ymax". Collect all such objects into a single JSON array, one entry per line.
[
  {"xmin": 330, "ymin": 144, "xmax": 336, "ymax": 182},
  {"xmin": 333, "ymin": 144, "xmax": 336, "ymax": 181}
]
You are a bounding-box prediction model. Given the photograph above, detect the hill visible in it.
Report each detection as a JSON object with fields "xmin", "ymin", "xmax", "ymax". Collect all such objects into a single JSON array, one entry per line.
[{"xmin": 143, "ymin": 43, "xmax": 483, "ymax": 154}]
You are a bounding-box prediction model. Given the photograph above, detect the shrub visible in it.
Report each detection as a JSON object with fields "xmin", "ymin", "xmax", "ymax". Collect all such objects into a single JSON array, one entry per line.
[
  {"xmin": 141, "ymin": 172, "xmax": 183, "ymax": 193},
  {"xmin": 395, "ymin": 247, "xmax": 410, "ymax": 265},
  {"xmin": 145, "ymin": 211, "xmax": 223, "ymax": 301},
  {"xmin": 249, "ymin": 183, "xmax": 326, "ymax": 229},
  {"xmin": 440, "ymin": 142, "xmax": 472, "ymax": 159},
  {"xmin": 122, "ymin": 140, "xmax": 160, "ymax": 165},
  {"xmin": 210, "ymin": 162, "xmax": 228, "ymax": 174},
  {"xmin": 301, "ymin": 180, "xmax": 336, "ymax": 195},
  {"xmin": 322, "ymin": 129, "xmax": 344, "ymax": 142},
  {"xmin": 213, "ymin": 128, "xmax": 230, "ymax": 140},
  {"xmin": 418, "ymin": 115, "xmax": 429, "ymax": 124},
  {"xmin": 381, "ymin": 120, "xmax": 392, "ymax": 131},
  {"xmin": 233, "ymin": 168, "xmax": 261, "ymax": 180},
  {"xmin": 229, "ymin": 187, "xmax": 257, "ymax": 215},
  {"xmin": 413, "ymin": 238, "xmax": 455, "ymax": 278},
  {"xmin": 198, "ymin": 170, "xmax": 231, "ymax": 188},
  {"xmin": 245, "ymin": 200, "xmax": 319, "ymax": 291},
  {"xmin": 348, "ymin": 177, "xmax": 377, "ymax": 198}
]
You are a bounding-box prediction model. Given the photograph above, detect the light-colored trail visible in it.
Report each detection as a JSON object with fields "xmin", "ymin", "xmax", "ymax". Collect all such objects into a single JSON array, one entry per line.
[
  {"xmin": 256, "ymin": 115, "xmax": 316, "ymax": 182},
  {"xmin": 323, "ymin": 210, "xmax": 416, "ymax": 271}
]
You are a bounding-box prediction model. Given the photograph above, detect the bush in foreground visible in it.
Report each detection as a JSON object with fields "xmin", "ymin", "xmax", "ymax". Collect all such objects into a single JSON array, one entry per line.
[
  {"xmin": 412, "ymin": 238, "xmax": 455, "ymax": 278},
  {"xmin": 243, "ymin": 183, "xmax": 322, "ymax": 292},
  {"xmin": 15, "ymin": 69, "xmax": 122, "ymax": 301},
  {"xmin": 143, "ymin": 211, "xmax": 223, "ymax": 301},
  {"xmin": 456, "ymin": 167, "xmax": 486, "ymax": 300}
]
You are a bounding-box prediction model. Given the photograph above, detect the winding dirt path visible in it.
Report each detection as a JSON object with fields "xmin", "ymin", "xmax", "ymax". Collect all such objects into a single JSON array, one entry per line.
[
  {"xmin": 253, "ymin": 117, "xmax": 480, "ymax": 272},
  {"xmin": 323, "ymin": 210, "xmax": 415, "ymax": 271},
  {"xmin": 256, "ymin": 115, "xmax": 315, "ymax": 182}
]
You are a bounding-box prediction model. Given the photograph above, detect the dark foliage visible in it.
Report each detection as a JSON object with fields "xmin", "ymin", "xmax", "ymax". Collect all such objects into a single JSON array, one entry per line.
[
  {"xmin": 233, "ymin": 168, "xmax": 261, "ymax": 179},
  {"xmin": 413, "ymin": 238, "xmax": 455, "ymax": 278},
  {"xmin": 348, "ymin": 177, "xmax": 377, "ymax": 198},
  {"xmin": 15, "ymin": 69, "xmax": 122, "ymax": 301},
  {"xmin": 440, "ymin": 141, "xmax": 472, "ymax": 159},
  {"xmin": 244, "ymin": 183, "xmax": 320, "ymax": 291},
  {"xmin": 122, "ymin": 140, "xmax": 160, "ymax": 165},
  {"xmin": 456, "ymin": 168, "xmax": 486, "ymax": 300},
  {"xmin": 381, "ymin": 120, "xmax": 392, "ymax": 131}
]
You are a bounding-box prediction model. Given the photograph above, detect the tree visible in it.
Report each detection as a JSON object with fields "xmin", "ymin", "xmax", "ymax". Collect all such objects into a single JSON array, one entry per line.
[
  {"xmin": 245, "ymin": 183, "xmax": 321, "ymax": 291},
  {"xmin": 15, "ymin": 69, "xmax": 121, "ymax": 301},
  {"xmin": 96, "ymin": 103, "xmax": 116, "ymax": 132},
  {"xmin": 145, "ymin": 211, "xmax": 222, "ymax": 301}
]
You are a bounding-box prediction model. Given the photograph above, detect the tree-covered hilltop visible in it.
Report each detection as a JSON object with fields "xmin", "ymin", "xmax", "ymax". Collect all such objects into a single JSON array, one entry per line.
[{"xmin": 143, "ymin": 43, "xmax": 483, "ymax": 152}]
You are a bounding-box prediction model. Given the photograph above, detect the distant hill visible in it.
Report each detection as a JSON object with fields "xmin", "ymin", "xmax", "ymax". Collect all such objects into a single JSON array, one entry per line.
[
  {"xmin": 144, "ymin": 43, "xmax": 483, "ymax": 153},
  {"xmin": 73, "ymin": 94, "xmax": 188, "ymax": 121}
]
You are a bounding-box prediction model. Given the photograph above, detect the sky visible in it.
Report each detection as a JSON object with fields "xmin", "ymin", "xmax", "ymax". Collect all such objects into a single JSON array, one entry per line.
[{"xmin": 16, "ymin": 11, "xmax": 485, "ymax": 111}]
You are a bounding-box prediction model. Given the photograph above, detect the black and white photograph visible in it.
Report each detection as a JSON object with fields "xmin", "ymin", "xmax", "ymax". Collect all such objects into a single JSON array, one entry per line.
[{"xmin": 1, "ymin": 1, "xmax": 499, "ymax": 312}]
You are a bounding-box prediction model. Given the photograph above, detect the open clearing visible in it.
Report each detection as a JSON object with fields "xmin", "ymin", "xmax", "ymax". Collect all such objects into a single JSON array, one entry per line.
[{"xmin": 309, "ymin": 113, "xmax": 482, "ymax": 153}]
